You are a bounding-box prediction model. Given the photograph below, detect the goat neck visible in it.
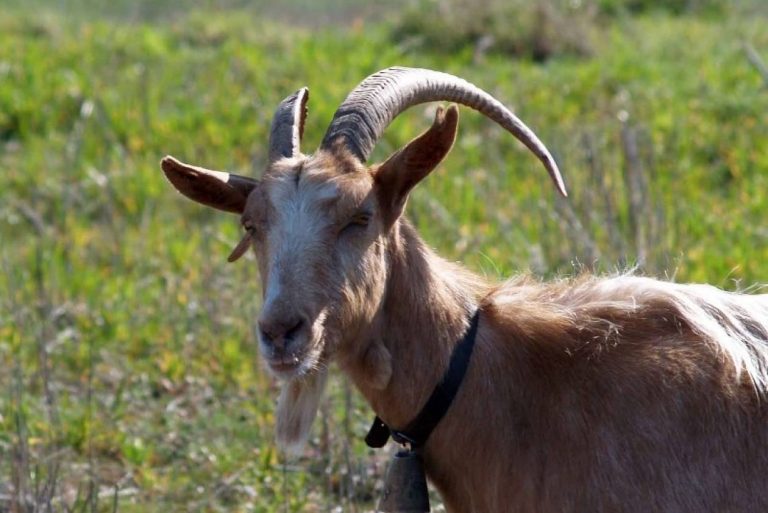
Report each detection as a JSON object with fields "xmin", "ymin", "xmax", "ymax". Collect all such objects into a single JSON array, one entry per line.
[{"xmin": 341, "ymin": 218, "xmax": 489, "ymax": 431}]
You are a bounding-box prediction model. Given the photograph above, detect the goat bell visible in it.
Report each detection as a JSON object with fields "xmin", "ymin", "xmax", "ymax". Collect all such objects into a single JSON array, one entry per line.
[{"xmin": 378, "ymin": 449, "xmax": 430, "ymax": 513}]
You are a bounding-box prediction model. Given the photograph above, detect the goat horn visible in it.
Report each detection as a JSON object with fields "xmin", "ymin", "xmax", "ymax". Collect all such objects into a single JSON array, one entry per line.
[
  {"xmin": 320, "ymin": 67, "xmax": 567, "ymax": 197},
  {"xmin": 269, "ymin": 87, "xmax": 309, "ymax": 164}
]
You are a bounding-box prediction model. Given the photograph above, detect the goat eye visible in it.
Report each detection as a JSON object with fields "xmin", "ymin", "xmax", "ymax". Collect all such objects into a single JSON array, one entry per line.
[{"xmin": 342, "ymin": 212, "xmax": 371, "ymax": 233}]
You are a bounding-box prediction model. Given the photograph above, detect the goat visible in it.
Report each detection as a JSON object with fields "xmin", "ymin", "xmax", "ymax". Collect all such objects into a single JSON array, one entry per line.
[{"xmin": 160, "ymin": 67, "xmax": 768, "ymax": 512}]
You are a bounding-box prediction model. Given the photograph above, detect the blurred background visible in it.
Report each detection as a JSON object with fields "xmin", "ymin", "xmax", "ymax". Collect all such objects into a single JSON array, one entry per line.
[{"xmin": 1, "ymin": 0, "xmax": 767, "ymax": 511}]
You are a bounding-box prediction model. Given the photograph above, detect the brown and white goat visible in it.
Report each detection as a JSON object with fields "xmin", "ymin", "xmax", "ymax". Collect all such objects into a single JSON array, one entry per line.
[{"xmin": 161, "ymin": 67, "xmax": 768, "ymax": 512}]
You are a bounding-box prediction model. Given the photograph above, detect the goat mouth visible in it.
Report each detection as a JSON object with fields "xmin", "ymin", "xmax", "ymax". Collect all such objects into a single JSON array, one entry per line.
[
  {"xmin": 260, "ymin": 313, "xmax": 327, "ymax": 379},
  {"xmin": 264, "ymin": 347, "xmax": 320, "ymax": 379},
  {"xmin": 267, "ymin": 357, "xmax": 302, "ymax": 375},
  {"xmin": 264, "ymin": 354, "xmax": 302, "ymax": 376}
]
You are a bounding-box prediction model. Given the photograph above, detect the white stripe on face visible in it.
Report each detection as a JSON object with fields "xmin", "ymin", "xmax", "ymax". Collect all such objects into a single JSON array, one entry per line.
[{"xmin": 261, "ymin": 163, "xmax": 341, "ymax": 310}]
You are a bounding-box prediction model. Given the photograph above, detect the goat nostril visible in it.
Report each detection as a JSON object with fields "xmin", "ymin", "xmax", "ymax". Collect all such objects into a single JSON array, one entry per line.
[
  {"xmin": 259, "ymin": 327, "xmax": 273, "ymax": 346},
  {"xmin": 258, "ymin": 318, "xmax": 305, "ymax": 349},
  {"xmin": 285, "ymin": 320, "xmax": 304, "ymax": 341},
  {"xmin": 257, "ymin": 321, "xmax": 277, "ymax": 347}
]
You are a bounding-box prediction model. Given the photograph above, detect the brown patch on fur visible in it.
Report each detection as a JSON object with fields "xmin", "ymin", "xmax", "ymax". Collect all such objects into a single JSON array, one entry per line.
[{"xmin": 321, "ymin": 142, "xmax": 369, "ymax": 175}]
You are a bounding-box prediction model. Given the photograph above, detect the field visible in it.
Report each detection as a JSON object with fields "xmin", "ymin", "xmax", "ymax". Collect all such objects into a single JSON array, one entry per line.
[{"xmin": 2, "ymin": 0, "xmax": 767, "ymax": 511}]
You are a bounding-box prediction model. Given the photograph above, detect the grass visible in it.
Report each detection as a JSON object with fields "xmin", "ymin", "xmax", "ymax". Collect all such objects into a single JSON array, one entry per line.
[{"xmin": 1, "ymin": 1, "xmax": 767, "ymax": 510}]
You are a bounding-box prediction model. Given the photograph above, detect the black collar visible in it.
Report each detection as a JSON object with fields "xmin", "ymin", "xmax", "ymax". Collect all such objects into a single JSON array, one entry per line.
[{"xmin": 365, "ymin": 309, "xmax": 481, "ymax": 450}]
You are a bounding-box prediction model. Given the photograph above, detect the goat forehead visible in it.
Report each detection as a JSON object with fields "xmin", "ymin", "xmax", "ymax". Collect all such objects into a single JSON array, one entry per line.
[
  {"xmin": 264, "ymin": 158, "xmax": 372, "ymax": 223},
  {"xmin": 266, "ymin": 174, "xmax": 335, "ymax": 222}
]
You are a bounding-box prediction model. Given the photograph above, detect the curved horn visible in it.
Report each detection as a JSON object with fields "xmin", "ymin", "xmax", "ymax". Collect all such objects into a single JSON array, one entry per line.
[
  {"xmin": 320, "ymin": 67, "xmax": 566, "ymax": 196},
  {"xmin": 269, "ymin": 87, "xmax": 309, "ymax": 164}
]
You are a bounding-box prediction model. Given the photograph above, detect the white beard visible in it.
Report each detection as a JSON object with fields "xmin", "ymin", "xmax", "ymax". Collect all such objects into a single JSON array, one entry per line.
[{"xmin": 275, "ymin": 367, "xmax": 329, "ymax": 454}]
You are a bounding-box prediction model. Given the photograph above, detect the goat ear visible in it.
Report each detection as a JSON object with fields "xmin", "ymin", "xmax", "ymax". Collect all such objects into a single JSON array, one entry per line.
[
  {"xmin": 374, "ymin": 104, "xmax": 458, "ymax": 225},
  {"xmin": 161, "ymin": 155, "xmax": 258, "ymax": 214}
]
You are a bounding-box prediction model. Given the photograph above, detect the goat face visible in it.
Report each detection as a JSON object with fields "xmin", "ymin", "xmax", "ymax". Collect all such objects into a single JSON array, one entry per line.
[
  {"xmin": 242, "ymin": 153, "xmax": 389, "ymax": 379},
  {"xmin": 161, "ymin": 104, "xmax": 460, "ymax": 379},
  {"xmin": 161, "ymin": 68, "xmax": 565, "ymax": 381}
]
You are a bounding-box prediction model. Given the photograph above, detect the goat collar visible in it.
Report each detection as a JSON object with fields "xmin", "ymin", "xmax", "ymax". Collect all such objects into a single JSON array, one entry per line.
[{"xmin": 365, "ymin": 309, "xmax": 481, "ymax": 450}]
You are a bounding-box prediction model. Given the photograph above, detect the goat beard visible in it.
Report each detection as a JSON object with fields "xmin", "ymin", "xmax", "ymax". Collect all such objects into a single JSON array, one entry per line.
[
  {"xmin": 274, "ymin": 310, "xmax": 335, "ymax": 453},
  {"xmin": 273, "ymin": 292, "xmax": 389, "ymax": 453},
  {"xmin": 272, "ymin": 339, "xmax": 392, "ymax": 454},
  {"xmin": 275, "ymin": 367, "xmax": 329, "ymax": 454},
  {"xmin": 268, "ymin": 318, "xmax": 391, "ymax": 455}
]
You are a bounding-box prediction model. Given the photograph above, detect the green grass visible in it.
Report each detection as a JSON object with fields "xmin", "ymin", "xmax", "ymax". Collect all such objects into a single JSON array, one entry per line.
[{"xmin": 1, "ymin": 1, "xmax": 767, "ymax": 511}]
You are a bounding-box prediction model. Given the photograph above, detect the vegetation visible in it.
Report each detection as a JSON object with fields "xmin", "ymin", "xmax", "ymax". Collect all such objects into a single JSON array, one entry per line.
[{"xmin": 1, "ymin": 0, "xmax": 766, "ymax": 510}]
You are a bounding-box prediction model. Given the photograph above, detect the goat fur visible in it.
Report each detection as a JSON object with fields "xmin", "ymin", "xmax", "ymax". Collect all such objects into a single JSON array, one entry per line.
[
  {"xmin": 162, "ymin": 102, "xmax": 768, "ymax": 512},
  {"xmin": 341, "ymin": 219, "xmax": 768, "ymax": 512}
]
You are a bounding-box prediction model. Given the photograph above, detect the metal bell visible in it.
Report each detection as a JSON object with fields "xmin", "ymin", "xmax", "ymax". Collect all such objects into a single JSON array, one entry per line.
[{"xmin": 378, "ymin": 449, "xmax": 430, "ymax": 512}]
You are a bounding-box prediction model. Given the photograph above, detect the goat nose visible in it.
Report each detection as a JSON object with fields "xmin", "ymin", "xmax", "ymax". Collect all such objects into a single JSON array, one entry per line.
[{"xmin": 258, "ymin": 316, "xmax": 305, "ymax": 350}]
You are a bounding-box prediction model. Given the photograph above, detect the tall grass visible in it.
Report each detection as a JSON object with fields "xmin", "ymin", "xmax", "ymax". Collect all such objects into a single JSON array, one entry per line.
[{"xmin": 1, "ymin": 1, "xmax": 767, "ymax": 510}]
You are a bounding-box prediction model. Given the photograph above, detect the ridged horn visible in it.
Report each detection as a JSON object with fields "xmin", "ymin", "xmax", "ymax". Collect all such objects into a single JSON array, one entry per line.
[
  {"xmin": 320, "ymin": 67, "xmax": 567, "ymax": 196},
  {"xmin": 269, "ymin": 87, "xmax": 309, "ymax": 164}
]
